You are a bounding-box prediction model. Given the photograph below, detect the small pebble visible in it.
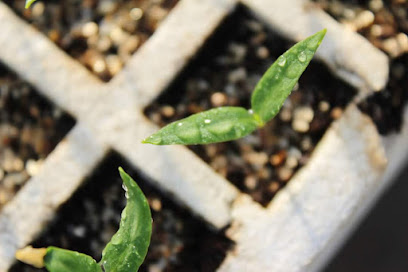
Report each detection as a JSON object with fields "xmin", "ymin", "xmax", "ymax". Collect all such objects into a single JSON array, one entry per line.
[
  {"xmin": 106, "ymin": 54, "xmax": 123, "ymax": 76},
  {"xmin": 285, "ymin": 156, "xmax": 298, "ymax": 169},
  {"xmin": 160, "ymin": 106, "xmax": 175, "ymax": 118},
  {"xmin": 228, "ymin": 67, "xmax": 247, "ymax": 83},
  {"xmin": 369, "ymin": 0, "xmax": 384, "ymax": 12},
  {"xmin": 383, "ymin": 33, "xmax": 408, "ymax": 58},
  {"xmin": 150, "ymin": 198, "xmax": 162, "ymax": 211},
  {"xmin": 31, "ymin": 2, "xmax": 45, "ymax": 17},
  {"xmin": 256, "ymin": 46, "xmax": 269, "ymax": 59},
  {"xmin": 292, "ymin": 119, "xmax": 310, "ymax": 133},
  {"xmin": 346, "ymin": 10, "xmax": 375, "ymax": 31},
  {"xmin": 370, "ymin": 24, "xmax": 383, "ymax": 37},
  {"xmin": 294, "ymin": 106, "xmax": 314, "ymax": 123},
  {"xmin": 318, "ymin": 101, "xmax": 330, "ymax": 112},
  {"xmin": 98, "ymin": 0, "xmax": 118, "ymax": 14},
  {"xmin": 93, "ymin": 59, "xmax": 106, "ymax": 73},
  {"xmin": 279, "ymin": 107, "xmax": 292, "ymax": 122},
  {"xmin": 130, "ymin": 8, "xmax": 144, "ymax": 21},
  {"xmin": 26, "ymin": 159, "xmax": 43, "ymax": 177},
  {"xmin": 330, "ymin": 107, "xmax": 343, "ymax": 119},
  {"xmin": 257, "ymin": 167, "xmax": 271, "ymax": 179},
  {"xmin": 244, "ymin": 176, "xmax": 258, "ymax": 190},
  {"xmin": 110, "ymin": 27, "xmax": 129, "ymax": 46},
  {"xmin": 97, "ymin": 36, "xmax": 112, "ymax": 52},
  {"xmin": 244, "ymin": 152, "xmax": 268, "ymax": 167},
  {"xmin": 300, "ymin": 137, "xmax": 313, "ymax": 151},
  {"xmin": 82, "ymin": 22, "xmax": 99, "ymax": 38},
  {"xmin": 210, "ymin": 92, "xmax": 228, "ymax": 107},
  {"xmin": 268, "ymin": 181, "xmax": 280, "ymax": 193},
  {"xmin": 72, "ymin": 225, "xmax": 86, "ymax": 238},
  {"xmin": 270, "ymin": 150, "xmax": 286, "ymax": 166},
  {"xmin": 277, "ymin": 167, "xmax": 293, "ymax": 182},
  {"xmin": 229, "ymin": 43, "xmax": 247, "ymax": 64}
]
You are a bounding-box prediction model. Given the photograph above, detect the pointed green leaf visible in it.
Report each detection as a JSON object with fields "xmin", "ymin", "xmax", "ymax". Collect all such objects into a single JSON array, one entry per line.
[
  {"xmin": 251, "ymin": 29, "xmax": 326, "ymax": 125},
  {"xmin": 44, "ymin": 247, "xmax": 102, "ymax": 272},
  {"xmin": 100, "ymin": 168, "xmax": 152, "ymax": 272},
  {"xmin": 25, "ymin": 0, "xmax": 37, "ymax": 8},
  {"xmin": 143, "ymin": 107, "xmax": 259, "ymax": 145}
]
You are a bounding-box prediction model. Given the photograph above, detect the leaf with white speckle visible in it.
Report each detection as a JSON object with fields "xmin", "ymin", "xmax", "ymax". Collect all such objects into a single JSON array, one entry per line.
[
  {"xmin": 100, "ymin": 168, "xmax": 152, "ymax": 272},
  {"xmin": 251, "ymin": 29, "xmax": 326, "ymax": 124},
  {"xmin": 143, "ymin": 107, "xmax": 259, "ymax": 145}
]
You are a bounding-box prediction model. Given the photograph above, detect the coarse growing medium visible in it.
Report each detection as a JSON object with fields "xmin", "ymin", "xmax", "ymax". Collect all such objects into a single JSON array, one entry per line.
[
  {"xmin": 144, "ymin": 6, "xmax": 356, "ymax": 205},
  {"xmin": 312, "ymin": 0, "xmax": 408, "ymax": 58},
  {"xmin": 0, "ymin": 63, "xmax": 75, "ymax": 210},
  {"xmin": 312, "ymin": 0, "xmax": 408, "ymax": 135},
  {"xmin": 11, "ymin": 153, "xmax": 233, "ymax": 272},
  {"xmin": 6, "ymin": 0, "xmax": 179, "ymax": 81}
]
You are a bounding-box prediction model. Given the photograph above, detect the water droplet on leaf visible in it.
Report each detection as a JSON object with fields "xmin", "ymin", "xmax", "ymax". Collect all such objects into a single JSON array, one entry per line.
[
  {"xmin": 298, "ymin": 51, "xmax": 307, "ymax": 62},
  {"xmin": 277, "ymin": 56, "xmax": 286, "ymax": 66}
]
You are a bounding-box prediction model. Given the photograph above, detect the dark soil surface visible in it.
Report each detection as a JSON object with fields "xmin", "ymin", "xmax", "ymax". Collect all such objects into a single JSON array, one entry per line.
[
  {"xmin": 312, "ymin": 0, "xmax": 408, "ymax": 134},
  {"xmin": 144, "ymin": 5, "xmax": 356, "ymax": 206},
  {"xmin": 0, "ymin": 63, "xmax": 75, "ymax": 210},
  {"xmin": 359, "ymin": 54, "xmax": 408, "ymax": 134},
  {"xmin": 10, "ymin": 152, "xmax": 233, "ymax": 272},
  {"xmin": 313, "ymin": 0, "xmax": 408, "ymax": 58},
  {"xmin": 5, "ymin": 0, "xmax": 179, "ymax": 81}
]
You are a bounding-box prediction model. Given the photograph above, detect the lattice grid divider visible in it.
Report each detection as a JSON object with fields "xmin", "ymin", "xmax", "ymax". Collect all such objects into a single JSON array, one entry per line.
[{"xmin": 0, "ymin": 0, "xmax": 405, "ymax": 271}]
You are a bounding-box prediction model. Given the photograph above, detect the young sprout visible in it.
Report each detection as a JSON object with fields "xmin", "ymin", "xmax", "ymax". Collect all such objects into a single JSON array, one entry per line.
[
  {"xmin": 143, "ymin": 29, "xmax": 326, "ymax": 145},
  {"xmin": 25, "ymin": 0, "xmax": 37, "ymax": 9},
  {"xmin": 15, "ymin": 168, "xmax": 152, "ymax": 272}
]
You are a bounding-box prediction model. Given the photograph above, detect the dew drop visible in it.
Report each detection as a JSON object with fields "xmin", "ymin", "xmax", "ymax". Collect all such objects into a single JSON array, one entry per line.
[
  {"xmin": 177, "ymin": 122, "xmax": 183, "ymax": 126},
  {"xmin": 125, "ymin": 191, "xmax": 129, "ymax": 199},
  {"xmin": 248, "ymin": 109, "xmax": 254, "ymax": 114},
  {"xmin": 298, "ymin": 51, "xmax": 307, "ymax": 62},
  {"xmin": 122, "ymin": 184, "xmax": 128, "ymax": 192},
  {"xmin": 204, "ymin": 119, "xmax": 211, "ymax": 124},
  {"xmin": 277, "ymin": 56, "xmax": 286, "ymax": 67}
]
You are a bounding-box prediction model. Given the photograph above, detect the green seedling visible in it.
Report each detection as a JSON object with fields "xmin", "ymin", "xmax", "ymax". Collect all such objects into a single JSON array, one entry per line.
[
  {"xmin": 15, "ymin": 168, "xmax": 152, "ymax": 272},
  {"xmin": 25, "ymin": 0, "xmax": 37, "ymax": 9},
  {"xmin": 143, "ymin": 29, "xmax": 326, "ymax": 145}
]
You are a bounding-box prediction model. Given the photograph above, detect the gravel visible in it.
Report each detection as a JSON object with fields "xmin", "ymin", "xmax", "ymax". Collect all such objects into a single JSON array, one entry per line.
[
  {"xmin": 0, "ymin": 63, "xmax": 75, "ymax": 210},
  {"xmin": 5, "ymin": 0, "xmax": 179, "ymax": 81}
]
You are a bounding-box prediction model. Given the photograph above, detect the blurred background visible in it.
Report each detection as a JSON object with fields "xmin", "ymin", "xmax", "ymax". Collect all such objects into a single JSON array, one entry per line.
[{"xmin": 0, "ymin": 0, "xmax": 407, "ymax": 271}]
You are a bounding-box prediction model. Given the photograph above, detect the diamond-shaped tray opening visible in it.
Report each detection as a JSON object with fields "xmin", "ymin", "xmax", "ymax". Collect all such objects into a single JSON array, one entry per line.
[
  {"xmin": 5, "ymin": 0, "xmax": 179, "ymax": 81},
  {"xmin": 144, "ymin": 5, "xmax": 357, "ymax": 206},
  {"xmin": 10, "ymin": 152, "xmax": 233, "ymax": 272},
  {"xmin": 0, "ymin": 62, "xmax": 76, "ymax": 211}
]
